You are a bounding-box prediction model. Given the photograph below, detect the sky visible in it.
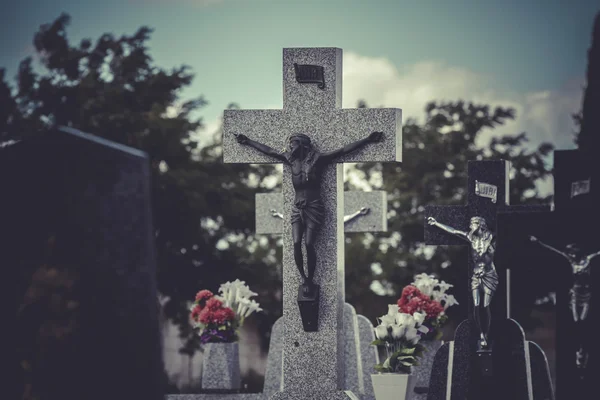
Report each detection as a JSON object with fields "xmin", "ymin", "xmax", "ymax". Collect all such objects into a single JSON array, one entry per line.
[{"xmin": 2, "ymin": 0, "xmax": 599, "ymax": 155}]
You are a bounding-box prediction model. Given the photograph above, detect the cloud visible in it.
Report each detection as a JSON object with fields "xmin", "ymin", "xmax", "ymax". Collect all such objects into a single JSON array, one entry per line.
[{"xmin": 342, "ymin": 52, "xmax": 582, "ymax": 152}]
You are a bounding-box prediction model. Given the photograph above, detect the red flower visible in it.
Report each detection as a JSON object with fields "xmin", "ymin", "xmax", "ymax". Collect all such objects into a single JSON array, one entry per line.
[
  {"xmin": 397, "ymin": 285, "xmax": 444, "ymax": 320},
  {"xmin": 213, "ymin": 307, "xmax": 235, "ymax": 324},
  {"xmin": 195, "ymin": 290, "xmax": 214, "ymax": 306},
  {"xmin": 190, "ymin": 305, "xmax": 202, "ymax": 321},
  {"xmin": 198, "ymin": 308, "xmax": 214, "ymax": 324},
  {"xmin": 205, "ymin": 297, "xmax": 223, "ymax": 311}
]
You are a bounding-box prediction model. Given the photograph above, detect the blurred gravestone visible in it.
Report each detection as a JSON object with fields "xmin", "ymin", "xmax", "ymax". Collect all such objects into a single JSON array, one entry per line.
[{"xmin": 1, "ymin": 127, "xmax": 164, "ymax": 400}]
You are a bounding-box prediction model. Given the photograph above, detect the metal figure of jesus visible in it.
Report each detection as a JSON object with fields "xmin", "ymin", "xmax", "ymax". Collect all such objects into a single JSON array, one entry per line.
[
  {"xmin": 235, "ymin": 131, "xmax": 383, "ymax": 296},
  {"xmin": 427, "ymin": 216, "xmax": 499, "ymax": 349},
  {"xmin": 530, "ymin": 236, "xmax": 600, "ymax": 369}
]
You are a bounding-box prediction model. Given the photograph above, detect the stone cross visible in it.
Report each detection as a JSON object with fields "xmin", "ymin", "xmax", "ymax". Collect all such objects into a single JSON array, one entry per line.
[
  {"xmin": 256, "ymin": 190, "xmax": 386, "ymax": 399},
  {"xmin": 424, "ymin": 160, "xmax": 551, "ymax": 400},
  {"xmin": 498, "ymin": 150, "xmax": 599, "ymax": 399},
  {"xmin": 223, "ymin": 47, "xmax": 401, "ymax": 399}
]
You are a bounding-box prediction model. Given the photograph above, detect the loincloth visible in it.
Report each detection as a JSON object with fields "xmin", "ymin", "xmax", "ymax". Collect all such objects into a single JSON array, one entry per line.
[
  {"xmin": 471, "ymin": 264, "xmax": 499, "ymax": 294},
  {"xmin": 291, "ymin": 198, "xmax": 324, "ymax": 229}
]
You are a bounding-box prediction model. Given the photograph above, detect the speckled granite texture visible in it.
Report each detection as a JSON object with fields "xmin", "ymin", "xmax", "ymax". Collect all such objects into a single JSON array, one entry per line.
[
  {"xmin": 255, "ymin": 191, "xmax": 387, "ymax": 235},
  {"xmin": 263, "ymin": 318, "xmax": 284, "ymax": 398},
  {"xmin": 201, "ymin": 343, "xmax": 241, "ymax": 390},
  {"xmin": 408, "ymin": 340, "xmax": 443, "ymax": 400},
  {"xmin": 343, "ymin": 303, "xmax": 364, "ymax": 396},
  {"xmin": 357, "ymin": 315, "xmax": 379, "ymax": 400},
  {"xmin": 344, "ymin": 191, "xmax": 387, "ymax": 233},
  {"xmin": 223, "ymin": 48, "xmax": 401, "ymax": 398}
]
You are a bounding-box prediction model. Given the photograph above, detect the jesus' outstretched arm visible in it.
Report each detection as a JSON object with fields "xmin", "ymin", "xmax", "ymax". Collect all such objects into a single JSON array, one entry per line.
[
  {"xmin": 234, "ymin": 133, "xmax": 289, "ymax": 163},
  {"xmin": 320, "ymin": 131, "xmax": 383, "ymax": 162},
  {"xmin": 529, "ymin": 236, "xmax": 571, "ymax": 261},
  {"xmin": 427, "ymin": 216, "xmax": 469, "ymax": 241}
]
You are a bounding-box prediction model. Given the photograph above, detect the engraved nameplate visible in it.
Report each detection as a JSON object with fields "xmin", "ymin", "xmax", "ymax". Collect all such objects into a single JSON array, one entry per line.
[
  {"xmin": 571, "ymin": 178, "xmax": 591, "ymax": 198},
  {"xmin": 293, "ymin": 63, "xmax": 325, "ymax": 89},
  {"xmin": 475, "ymin": 180, "xmax": 497, "ymax": 203}
]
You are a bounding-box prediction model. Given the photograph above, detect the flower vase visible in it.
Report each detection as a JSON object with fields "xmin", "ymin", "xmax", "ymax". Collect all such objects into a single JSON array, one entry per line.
[
  {"xmin": 201, "ymin": 342, "xmax": 241, "ymax": 390},
  {"xmin": 371, "ymin": 373, "xmax": 416, "ymax": 400},
  {"xmin": 409, "ymin": 339, "xmax": 443, "ymax": 399}
]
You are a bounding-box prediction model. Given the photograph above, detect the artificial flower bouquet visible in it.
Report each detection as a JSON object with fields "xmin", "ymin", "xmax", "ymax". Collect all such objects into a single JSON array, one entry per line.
[
  {"xmin": 397, "ymin": 273, "xmax": 458, "ymax": 341},
  {"xmin": 372, "ymin": 304, "xmax": 430, "ymax": 373},
  {"xmin": 190, "ymin": 279, "xmax": 262, "ymax": 344}
]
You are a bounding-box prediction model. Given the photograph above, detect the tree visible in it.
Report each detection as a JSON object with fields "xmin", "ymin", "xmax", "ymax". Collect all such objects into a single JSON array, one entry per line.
[
  {"xmin": 575, "ymin": 11, "xmax": 600, "ymax": 157},
  {"xmin": 2, "ymin": 14, "xmax": 283, "ymax": 393}
]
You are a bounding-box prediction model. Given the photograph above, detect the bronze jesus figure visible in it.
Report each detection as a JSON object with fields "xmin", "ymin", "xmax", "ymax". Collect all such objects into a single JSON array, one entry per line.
[{"xmin": 235, "ymin": 131, "xmax": 383, "ymax": 296}]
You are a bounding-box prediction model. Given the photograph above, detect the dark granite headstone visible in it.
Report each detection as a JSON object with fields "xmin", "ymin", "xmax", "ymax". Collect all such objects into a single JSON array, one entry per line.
[
  {"xmin": 1, "ymin": 127, "xmax": 164, "ymax": 400},
  {"xmin": 498, "ymin": 150, "xmax": 599, "ymax": 399}
]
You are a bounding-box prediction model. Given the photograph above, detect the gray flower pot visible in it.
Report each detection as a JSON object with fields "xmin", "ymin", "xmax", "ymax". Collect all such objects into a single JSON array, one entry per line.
[{"xmin": 201, "ymin": 342, "xmax": 241, "ymax": 389}]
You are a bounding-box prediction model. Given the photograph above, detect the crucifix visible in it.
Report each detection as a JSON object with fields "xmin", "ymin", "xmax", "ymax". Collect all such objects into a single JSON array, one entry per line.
[
  {"xmin": 424, "ymin": 160, "xmax": 551, "ymax": 400},
  {"xmin": 222, "ymin": 48, "xmax": 401, "ymax": 399},
  {"xmin": 498, "ymin": 149, "xmax": 600, "ymax": 399}
]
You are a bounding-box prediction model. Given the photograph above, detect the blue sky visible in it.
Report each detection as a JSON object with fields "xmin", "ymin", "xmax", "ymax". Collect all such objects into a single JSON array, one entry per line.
[{"xmin": 2, "ymin": 0, "xmax": 599, "ymax": 151}]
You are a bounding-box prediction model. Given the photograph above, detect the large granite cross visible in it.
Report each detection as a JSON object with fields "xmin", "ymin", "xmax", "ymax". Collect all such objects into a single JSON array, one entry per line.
[
  {"xmin": 256, "ymin": 190, "xmax": 386, "ymax": 399},
  {"xmin": 223, "ymin": 48, "xmax": 401, "ymax": 399},
  {"xmin": 498, "ymin": 150, "xmax": 599, "ymax": 399},
  {"xmin": 424, "ymin": 160, "xmax": 551, "ymax": 400}
]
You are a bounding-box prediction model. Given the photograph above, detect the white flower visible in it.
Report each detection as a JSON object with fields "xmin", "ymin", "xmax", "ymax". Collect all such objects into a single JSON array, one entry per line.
[
  {"xmin": 240, "ymin": 298, "xmax": 262, "ymax": 318},
  {"xmin": 395, "ymin": 312, "xmax": 414, "ymax": 327},
  {"xmin": 417, "ymin": 281, "xmax": 434, "ymax": 296},
  {"xmin": 391, "ymin": 324, "xmax": 407, "ymax": 339},
  {"xmin": 413, "ymin": 311, "xmax": 426, "ymax": 325},
  {"xmin": 405, "ymin": 326, "xmax": 421, "ymax": 344},
  {"xmin": 442, "ymin": 294, "xmax": 459, "ymax": 309},
  {"xmin": 437, "ymin": 281, "xmax": 453, "ymax": 294},
  {"xmin": 418, "ymin": 325, "xmax": 430, "ymax": 335},
  {"xmin": 375, "ymin": 325, "xmax": 389, "ymax": 340},
  {"xmin": 379, "ymin": 304, "xmax": 399, "ymax": 326}
]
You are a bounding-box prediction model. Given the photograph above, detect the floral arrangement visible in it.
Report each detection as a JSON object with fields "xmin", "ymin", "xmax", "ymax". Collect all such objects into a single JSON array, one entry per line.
[
  {"xmin": 397, "ymin": 273, "xmax": 458, "ymax": 340},
  {"xmin": 190, "ymin": 279, "xmax": 262, "ymax": 344},
  {"xmin": 372, "ymin": 305, "xmax": 429, "ymax": 373}
]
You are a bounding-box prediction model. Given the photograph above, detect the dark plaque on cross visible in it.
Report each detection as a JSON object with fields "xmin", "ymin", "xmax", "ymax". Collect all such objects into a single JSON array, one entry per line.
[
  {"xmin": 424, "ymin": 160, "xmax": 551, "ymax": 400},
  {"xmin": 498, "ymin": 150, "xmax": 600, "ymax": 399},
  {"xmin": 294, "ymin": 63, "xmax": 325, "ymax": 89}
]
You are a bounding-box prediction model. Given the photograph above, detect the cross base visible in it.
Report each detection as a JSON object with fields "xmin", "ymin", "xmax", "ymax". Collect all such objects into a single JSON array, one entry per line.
[
  {"xmin": 270, "ymin": 389, "xmax": 358, "ymax": 400},
  {"xmin": 297, "ymin": 284, "xmax": 320, "ymax": 332},
  {"xmin": 476, "ymin": 349, "xmax": 493, "ymax": 377}
]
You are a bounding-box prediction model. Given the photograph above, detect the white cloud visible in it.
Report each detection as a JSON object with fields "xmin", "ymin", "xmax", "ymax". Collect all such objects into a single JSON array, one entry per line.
[{"xmin": 342, "ymin": 52, "xmax": 582, "ymax": 152}]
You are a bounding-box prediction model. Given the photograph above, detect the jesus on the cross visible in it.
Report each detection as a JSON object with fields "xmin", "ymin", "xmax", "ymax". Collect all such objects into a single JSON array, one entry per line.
[
  {"xmin": 529, "ymin": 236, "xmax": 600, "ymax": 369},
  {"xmin": 235, "ymin": 131, "xmax": 383, "ymax": 296},
  {"xmin": 427, "ymin": 215, "xmax": 498, "ymax": 350}
]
